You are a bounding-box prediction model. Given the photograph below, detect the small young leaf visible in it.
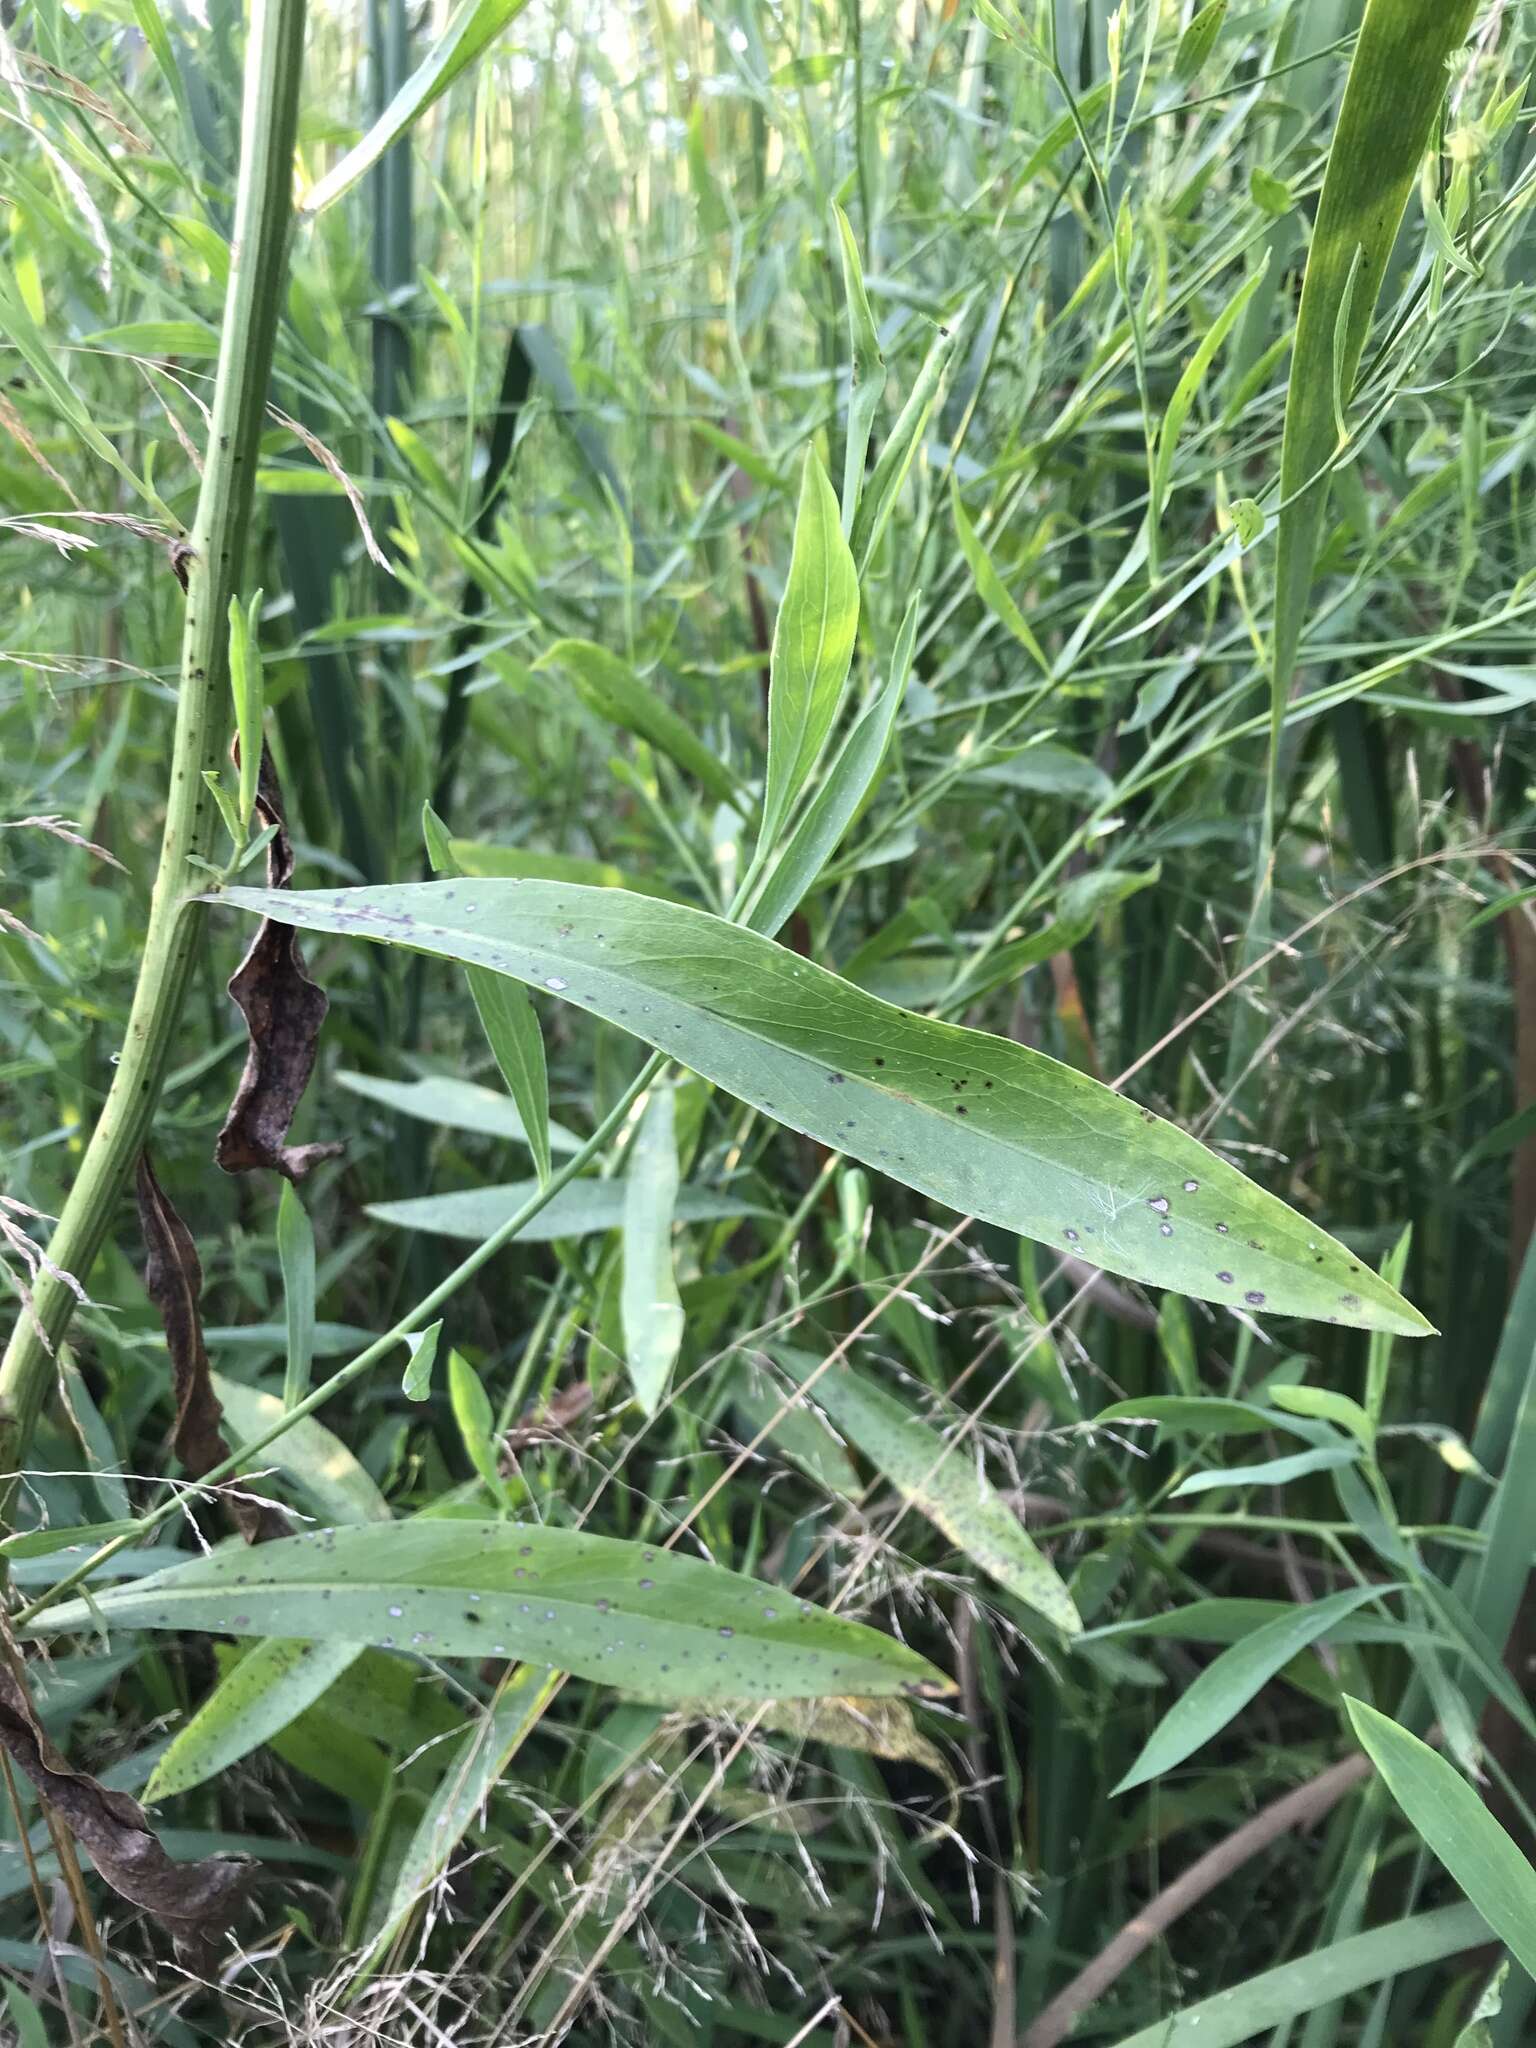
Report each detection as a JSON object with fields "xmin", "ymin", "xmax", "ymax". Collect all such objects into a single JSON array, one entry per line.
[
  {"xmin": 774, "ymin": 1348, "xmax": 1080, "ymax": 1635},
  {"xmin": 468, "ymin": 969, "xmax": 552, "ymax": 1186},
  {"xmin": 951, "ymin": 481, "xmax": 1048, "ymax": 673},
  {"xmin": 301, "ymin": 0, "xmax": 532, "ymax": 216},
  {"xmin": 226, "ymin": 590, "xmax": 264, "ymax": 832},
  {"xmin": 1345, "ymin": 1698, "xmax": 1536, "ymax": 1981},
  {"xmin": 539, "ymin": 638, "xmax": 739, "ymax": 808},
  {"xmin": 1174, "ymin": 0, "xmax": 1227, "ymax": 83},
  {"xmin": 448, "ymin": 1349, "xmax": 507, "ymax": 1499},
  {"xmin": 401, "ymin": 1321, "xmax": 443, "ymax": 1402},
  {"xmin": 759, "ymin": 449, "xmax": 861, "ymax": 854},
  {"xmin": 621, "ymin": 1084, "xmax": 686, "ymax": 1416},
  {"xmin": 1114, "ymin": 1584, "xmax": 1399, "ymax": 1793},
  {"xmin": 1269, "ymin": 1382, "xmax": 1374, "ymax": 1451},
  {"xmin": 1168, "ymin": 1445, "xmax": 1359, "ymax": 1498},
  {"xmin": 277, "ymin": 1181, "xmax": 316, "ymax": 1411}
]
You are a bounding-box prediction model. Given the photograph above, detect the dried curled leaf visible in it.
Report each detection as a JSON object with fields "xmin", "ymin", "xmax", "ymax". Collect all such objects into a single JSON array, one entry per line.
[
  {"xmin": 215, "ymin": 750, "xmax": 341, "ymax": 1182},
  {"xmin": 136, "ymin": 1151, "xmax": 284, "ymax": 1543},
  {"xmin": 0, "ymin": 1653, "xmax": 249, "ymax": 1958}
]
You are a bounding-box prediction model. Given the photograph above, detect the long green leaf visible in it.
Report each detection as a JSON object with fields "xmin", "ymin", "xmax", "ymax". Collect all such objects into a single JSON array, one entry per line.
[
  {"xmin": 211, "ymin": 1374, "xmax": 393, "ymax": 1526},
  {"xmin": 774, "ymin": 1347, "xmax": 1080, "ymax": 1635},
  {"xmin": 834, "ymin": 203, "xmax": 886, "ymax": 533},
  {"xmin": 336, "ymin": 1069, "xmax": 578, "ymax": 1152},
  {"xmin": 1345, "ymin": 1698, "xmax": 1536, "ymax": 1980},
  {"xmin": 367, "ymin": 1663, "xmax": 561, "ymax": 1957},
  {"xmin": 540, "ymin": 638, "xmax": 740, "ymax": 808},
  {"xmin": 468, "ymin": 968, "xmax": 552, "ymax": 1185},
  {"xmin": 621, "ymin": 1084, "xmax": 685, "ymax": 1415},
  {"xmin": 145, "ymin": 1636, "xmax": 360, "ymax": 1801},
  {"xmin": 27, "ymin": 1522, "xmax": 951, "ymax": 1703},
  {"xmin": 1272, "ymin": 0, "xmax": 1478, "ymax": 695},
  {"xmin": 367, "ymin": 1177, "xmax": 758, "ymax": 1243},
  {"xmin": 277, "ymin": 1181, "xmax": 316, "ymax": 1411},
  {"xmin": 217, "ymin": 879, "xmax": 1431, "ymax": 1335},
  {"xmin": 300, "ymin": 0, "xmax": 531, "ymax": 216},
  {"xmin": 745, "ymin": 594, "xmax": 917, "ymax": 937},
  {"xmin": 759, "ymin": 449, "xmax": 861, "ymax": 853},
  {"xmin": 1114, "ymin": 1584, "xmax": 1399, "ymax": 1793},
  {"xmin": 1106, "ymin": 1905, "xmax": 1488, "ymax": 2048}
]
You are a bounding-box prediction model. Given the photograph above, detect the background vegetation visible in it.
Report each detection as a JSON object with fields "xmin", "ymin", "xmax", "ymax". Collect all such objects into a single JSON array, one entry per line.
[{"xmin": 2, "ymin": 0, "xmax": 1536, "ymax": 2042}]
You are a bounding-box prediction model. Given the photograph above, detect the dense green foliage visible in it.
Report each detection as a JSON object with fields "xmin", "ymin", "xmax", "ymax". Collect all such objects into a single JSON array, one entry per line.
[{"xmin": 3, "ymin": 0, "xmax": 1536, "ymax": 2042}]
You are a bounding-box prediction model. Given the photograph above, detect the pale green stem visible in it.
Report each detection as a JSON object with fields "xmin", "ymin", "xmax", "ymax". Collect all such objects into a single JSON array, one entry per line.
[{"xmin": 0, "ymin": 0, "xmax": 308, "ymax": 1497}]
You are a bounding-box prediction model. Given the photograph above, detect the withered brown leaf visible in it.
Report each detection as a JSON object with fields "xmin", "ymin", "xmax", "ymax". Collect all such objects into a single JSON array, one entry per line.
[
  {"xmin": 135, "ymin": 1152, "xmax": 285, "ymax": 1544},
  {"xmin": 0, "ymin": 1651, "xmax": 249, "ymax": 1959},
  {"xmin": 215, "ymin": 748, "xmax": 342, "ymax": 1183}
]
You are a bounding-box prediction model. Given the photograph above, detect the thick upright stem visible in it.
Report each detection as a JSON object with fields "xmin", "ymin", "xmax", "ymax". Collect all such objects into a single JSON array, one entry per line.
[{"xmin": 0, "ymin": 0, "xmax": 308, "ymax": 1495}]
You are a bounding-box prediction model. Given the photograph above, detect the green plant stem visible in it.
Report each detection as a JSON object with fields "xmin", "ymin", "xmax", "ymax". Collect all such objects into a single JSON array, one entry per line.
[
  {"xmin": 0, "ymin": 0, "xmax": 308, "ymax": 1505},
  {"xmin": 15, "ymin": 1051, "xmax": 665, "ymax": 1625}
]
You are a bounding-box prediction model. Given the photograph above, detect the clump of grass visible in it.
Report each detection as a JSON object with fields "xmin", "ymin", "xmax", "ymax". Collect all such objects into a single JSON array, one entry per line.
[{"xmin": 2, "ymin": 2, "xmax": 1536, "ymax": 2045}]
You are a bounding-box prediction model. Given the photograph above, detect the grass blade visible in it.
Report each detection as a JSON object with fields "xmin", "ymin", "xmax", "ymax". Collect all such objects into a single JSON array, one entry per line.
[
  {"xmin": 758, "ymin": 449, "xmax": 861, "ymax": 855},
  {"xmin": 774, "ymin": 1346, "xmax": 1080, "ymax": 1635},
  {"xmin": 1114, "ymin": 1584, "xmax": 1399, "ymax": 1793},
  {"xmin": 1345, "ymin": 1698, "xmax": 1536, "ymax": 1980},
  {"xmin": 621, "ymin": 1083, "xmax": 685, "ymax": 1416},
  {"xmin": 300, "ymin": 0, "xmax": 531, "ymax": 216}
]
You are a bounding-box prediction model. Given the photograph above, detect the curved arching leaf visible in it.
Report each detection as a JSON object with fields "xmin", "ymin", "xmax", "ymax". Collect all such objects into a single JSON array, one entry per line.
[
  {"xmin": 26, "ymin": 1521, "xmax": 951, "ymax": 1704},
  {"xmin": 215, "ymin": 879, "xmax": 1429, "ymax": 1336}
]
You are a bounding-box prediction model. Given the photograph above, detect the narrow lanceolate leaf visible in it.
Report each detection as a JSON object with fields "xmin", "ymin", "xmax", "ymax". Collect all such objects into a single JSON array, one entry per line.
[
  {"xmin": 367, "ymin": 1178, "xmax": 758, "ymax": 1243},
  {"xmin": 401, "ymin": 1320, "xmax": 442, "ymax": 1401},
  {"xmin": 621, "ymin": 1084, "xmax": 685, "ymax": 1416},
  {"xmin": 849, "ymin": 312, "xmax": 962, "ymax": 576},
  {"xmin": 951, "ymin": 482, "xmax": 1048, "ymax": 674},
  {"xmin": 468, "ymin": 967, "xmax": 552, "ymax": 1185},
  {"xmin": 774, "ymin": 1347, "xmax": 1080, "ymax": 1636},
  {"xmin": 745, "ymin": 594, "xmax": 917, "ymax": 938},
  {"xmin": 1114, "ymin": 1584, "xmax": 1399, "ymax": 1793},
  {"xmin": 276, "ymin": 1181, "xmax": 315, "ymax": 1410},
  {"xmin": 1150, "ymin": 258, "xmax": 1267, "ymax": 526},
  {"xmin": 26, "ymin": 1522, "xmax": 952, "ymax": 1703},
  {"xmin": 540, "ymin": 639, "xmax": 739, "ymax": 808},
  {"xmin": 834, "ymin": 203, "xmax": 886, "ymax": 533},
  {"xmin": 336, "ymin": 1069, "xmax": 579, "ymax": 1153},
  {"xmin": 226, "ymin": 590, "xmax": 264, "ymax": 832},
  {"xmin": 759, "ymin": 449, "xmax": 860, "ymax": 854},
  {"xmin": 1272, "ymin": 0, "xmax": 1478, "ymax": 695},
  {"xmin": 1105, "ymin": 1906, "xmax": 1488, "ymax": 2048},
  {"xmin": 145, "ymin": 1636, "xmax": 360, "ymax": 1801},
  {"xmin": 301, "ymin": 0, "xmax": 531, "ymax": 216},
  {"xmin": 218, "ymin": 880, "xmax": 1432, "ymax": 1336},
  {"xmin": 1345, "ymin": 1698, "xmax": 1536, "ymax": 1981},
  {"xmin": 368, "ymin": 1664, "xmax": 561, "ymax": 1957},
  {"xmin": 211, "ymin": 1374, "xmax": 393, "ymax": 1527}
]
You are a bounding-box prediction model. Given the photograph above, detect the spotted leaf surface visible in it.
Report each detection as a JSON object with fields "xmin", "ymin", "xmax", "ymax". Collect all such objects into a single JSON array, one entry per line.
[
  {"xmin": 216, "ymin": 880, "xmax": 1429, "ymax": 1334},
  {"xmin": 25, "ymin": 1521, "xmax": 950, "ymax": 1704}
]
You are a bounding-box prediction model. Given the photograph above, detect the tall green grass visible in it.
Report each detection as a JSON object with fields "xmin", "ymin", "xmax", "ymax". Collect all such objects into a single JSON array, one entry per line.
[{"xmin": 1, "ymin": 2, "xmax": 1535, "ymax": 2043}]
